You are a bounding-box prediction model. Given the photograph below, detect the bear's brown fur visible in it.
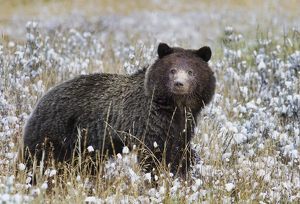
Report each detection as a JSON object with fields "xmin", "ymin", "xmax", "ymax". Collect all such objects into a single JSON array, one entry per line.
[{"xmin": 22, "ymin": 43, "xmax": 216, "ymax": 176}]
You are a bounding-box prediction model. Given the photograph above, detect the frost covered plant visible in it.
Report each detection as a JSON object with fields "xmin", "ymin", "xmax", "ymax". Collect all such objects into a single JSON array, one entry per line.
[
  {"xmin": 222, "ymin": 27, "xmax": 244, "ymax": 70},
  {"xmin": 188, "ymin": 25, "xmax": 300, "ymax": 203},
  {"xmin": 287, "ymin": 50, "xmax": 300, "ymax": 74}
]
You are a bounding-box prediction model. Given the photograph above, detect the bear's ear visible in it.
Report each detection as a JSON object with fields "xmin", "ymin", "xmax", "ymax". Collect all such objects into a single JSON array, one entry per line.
[
  {"xmin": 158, "ymin": 43, "xmax": 173, "ymax": 58},
  {"xmin": 196, "ymin": 46, "xmax": 212, "ymax": 62}
]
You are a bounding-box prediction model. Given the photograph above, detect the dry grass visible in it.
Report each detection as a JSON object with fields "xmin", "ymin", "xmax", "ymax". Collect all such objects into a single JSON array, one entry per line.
[{"xmin": 0, "ymin": 0, "xmax": 299, "ymax": 20}]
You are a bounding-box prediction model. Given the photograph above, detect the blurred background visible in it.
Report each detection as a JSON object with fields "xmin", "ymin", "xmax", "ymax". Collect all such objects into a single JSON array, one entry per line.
[{"xmin": 1, "ymin": 0, "xmax": 299, "ymax": 48}]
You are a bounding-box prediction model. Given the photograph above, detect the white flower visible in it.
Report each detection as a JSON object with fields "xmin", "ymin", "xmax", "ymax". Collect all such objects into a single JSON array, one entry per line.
[
  {"xmin": 257, "ymin": 58, "xmax": 266, "ymax": 70},
  {"xmin": 159, "ymin": 186, "xmax": 165, "ymax": 194},
  {"xmin": 144, "ymin": 173, "xmax": 151, "ymax": 182},
  {"xmin": 25, "ymin": 21, "xmax": 32, "ymax": 29},
  {"xmin": 2, "ymin": 194, "xmax": 10, "ymax": 202},
  {"xmin": 225, "ymin": 183, "xmax": 235, "ymax": 192},
  {"xmin": 50, "ymin": 170, "xmax": 57, "ymax": 177},
  {"xmin": 32, "ymin": 22, "xmax": 38, "ymax": 29},
  {"xmin": 258, "ymin": 143, "xmax": 264, "ymax": 150},
  {"xmin": 122, "ymin": 146, "xmax": 129, "ymax": 154},
  {"xmin": 9, "ymin": 142, "xmax": 14, "ymax": 148},
  {"xmin": 153, "ymin": 142, "xmax": 158, "ymax": 148},
  {"xmin": 85, "ymin": 197, "xmax": 96, "ymax": 203},
  {"xmin": 258, "ymin": 169, "xmax": 266, "ymax": 177},
  {"xmin": 33, "ymin": 188, "xmax": 41, "ymax": 195},
  {"xmin": 7, "ymin": 175, "xmax": 15, "ymax": 185},
  {"xmin": 44, "ymin": 169, "xmax": 50, "ymax": 176},
  {"xmin": 26, "ymin": 177, "xmax": 32, "ymax": 184},
  {"xmin": 76, "ymin": 175, "xmax": 81, "ymax": 182},
  {"xmin": 129, "ymin": 53, "xmax": 135, "ymax": 59},
  {"xmin": 87, "ymin": 146, "xmax": 94, "ymax": 152},
  {"xmin": 41, "ymin": 182, "xmax": 48, "ymax": 189},
  {"xmin": 19, "ymin": 163, "xmax": 26, "ymax": 171}
]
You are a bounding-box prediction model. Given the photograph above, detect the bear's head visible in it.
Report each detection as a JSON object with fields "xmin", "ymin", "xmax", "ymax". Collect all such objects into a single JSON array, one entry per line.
[{"xmin": 145, "ymin": 43, "xmax": 216, "ymax": 112}]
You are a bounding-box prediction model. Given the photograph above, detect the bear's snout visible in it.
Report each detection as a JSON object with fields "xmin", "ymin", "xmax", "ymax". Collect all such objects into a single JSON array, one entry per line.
[
  {"xmin": 171, "ymin": 70, "xmax": 189, "ymax": 95},
  {"xmin": 174, "ymin": 80, "xmax": 184, "ymax": 87}
]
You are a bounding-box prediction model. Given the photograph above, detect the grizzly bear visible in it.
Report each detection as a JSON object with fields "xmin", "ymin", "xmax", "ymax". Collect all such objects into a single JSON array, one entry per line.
[{"xmin": 22, "ymin": 43, "xmax": 216, "ymax": 176}]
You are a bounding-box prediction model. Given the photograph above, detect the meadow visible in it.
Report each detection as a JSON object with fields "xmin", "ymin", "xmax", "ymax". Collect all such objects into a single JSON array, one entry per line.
[{"xmin": 0, "ymin": 0, "xmax": 300, "ymax": 203}]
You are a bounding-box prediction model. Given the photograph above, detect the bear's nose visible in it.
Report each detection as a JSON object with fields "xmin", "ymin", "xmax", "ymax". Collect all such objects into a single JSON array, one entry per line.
[{"xmin": 174, "ymin": 81, "xmax": 184, "ymax": 87}]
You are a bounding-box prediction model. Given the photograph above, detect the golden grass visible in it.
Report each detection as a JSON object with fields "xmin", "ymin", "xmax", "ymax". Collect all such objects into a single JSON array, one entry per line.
[{"xmin": 0, "ymin": 0, "xmax": 299, "ymax": 22}]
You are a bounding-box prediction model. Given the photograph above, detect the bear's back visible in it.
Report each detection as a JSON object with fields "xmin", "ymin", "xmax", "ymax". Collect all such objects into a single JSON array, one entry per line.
[{"xmin": 23, "ymin": 70, "xmax": 149, "ymax": 162}]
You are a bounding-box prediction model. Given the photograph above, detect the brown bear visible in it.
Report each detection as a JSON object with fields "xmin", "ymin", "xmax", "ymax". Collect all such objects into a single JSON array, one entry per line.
[{"xmin": 22, "ymin": 43, "xmax": 216, "ymax": 176}]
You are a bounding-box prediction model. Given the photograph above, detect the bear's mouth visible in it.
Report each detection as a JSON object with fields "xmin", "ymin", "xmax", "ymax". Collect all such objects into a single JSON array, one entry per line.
[{"xmin": 171, "ymin": 85, "xmax": 189, "ymax": 95}]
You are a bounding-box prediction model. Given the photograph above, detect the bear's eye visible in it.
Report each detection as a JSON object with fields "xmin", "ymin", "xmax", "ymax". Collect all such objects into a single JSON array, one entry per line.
[
  {"xmin": 188, "ymin": 71, "xmax": 193, "ymax": 75},
  {"xmin": 170, "ymin": 70, "xmax": 176, "ymax": 74}
]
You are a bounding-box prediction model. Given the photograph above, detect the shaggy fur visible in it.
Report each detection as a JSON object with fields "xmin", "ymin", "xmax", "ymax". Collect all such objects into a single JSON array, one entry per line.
[{"xmin": 22, "ymin": 43, "xmax": 216, "ymax": 175}]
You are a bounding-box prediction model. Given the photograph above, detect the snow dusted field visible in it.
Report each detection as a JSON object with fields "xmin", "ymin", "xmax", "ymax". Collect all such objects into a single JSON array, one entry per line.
[{"xmin": 1, "ymin": 1, "xmax": 300, "ymax": 203}]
